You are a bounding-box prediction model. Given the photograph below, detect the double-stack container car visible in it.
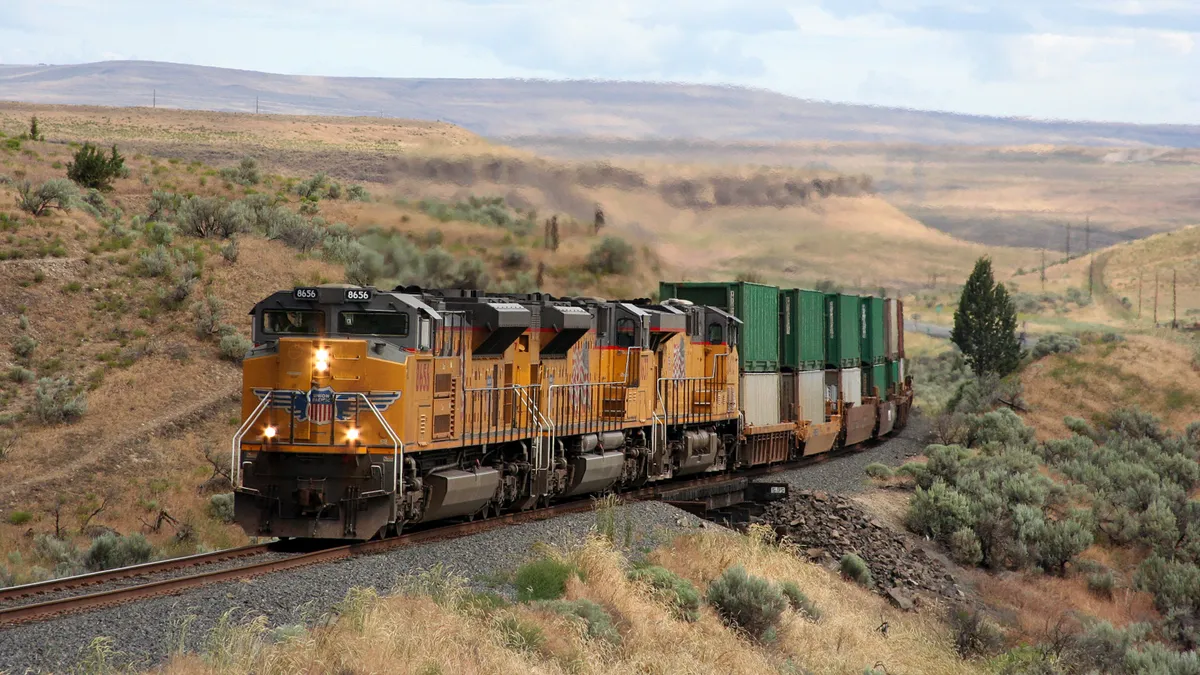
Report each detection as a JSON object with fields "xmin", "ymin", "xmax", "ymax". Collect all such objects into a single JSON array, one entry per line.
[{"xmin": 231, "ymin": 279, "xmax": 913, "ymax": 542}]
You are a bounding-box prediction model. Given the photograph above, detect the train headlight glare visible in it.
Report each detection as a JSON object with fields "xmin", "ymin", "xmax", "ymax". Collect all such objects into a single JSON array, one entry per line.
[
  {"xmin": 263, "ymin": 425, "xmax": 277, "ymax": 439},
  {"xmin": 315, "ymin": 348, "xmax": 329, "ymax": 362},
  {"xmin": 346, "ymin": 428, "xmax": 360, "ymax": 442},
  {"xmin": 314, "ymin": 359, "xmax": 329, "ymax": 373}
]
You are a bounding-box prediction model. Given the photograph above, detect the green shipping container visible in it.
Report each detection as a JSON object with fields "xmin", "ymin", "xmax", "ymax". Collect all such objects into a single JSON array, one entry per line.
[
  {"xmin": 869, "ymin": 363, "xmax": 886, "ymax": 399},
  {"xmin": 659, "ymin": 281, "xmax": 780, "ymax": 372},
  {"xmin": 824, "ymin": 293, "xmax": 860, "ymax": 369},
  {"xmin": 887, "ymin": 359, "xmax": 900, "ymax": 394},
  {"xmin": 860, "ymin": 296, "xmax": 885, "ymax": 366},
  {"xmin": 779, "ymin": 288, "xmax": 825, "ymax": 371}
]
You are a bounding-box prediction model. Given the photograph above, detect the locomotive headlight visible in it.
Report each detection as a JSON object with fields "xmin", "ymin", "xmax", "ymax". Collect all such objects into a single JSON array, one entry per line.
[
  {"xmin": 315, "ymin": 348, "xmax": 329, "ymax": 362},
  {"xmin": 263, "ymin": 425, "xmax": 277, "ymax": 439},
  {"xmin": 345, "ymin": 427, "xmax": 360, "ymax": 442},
  {"xmin": 314, "ymin": 359, "xmax": 329, "ymax": 373}
]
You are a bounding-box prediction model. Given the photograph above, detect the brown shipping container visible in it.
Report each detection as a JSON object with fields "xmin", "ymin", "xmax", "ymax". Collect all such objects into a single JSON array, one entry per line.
[
  {"xmin": 797, "ymin": 370, "xmax": 826, "ymax": 424},
  {"xmin": 780, "ymin": 373, "xmax": 798, "ymax": 422},
  {"xmin": 897, "ymin": 300, "xmax": 906, "ymax": 358},
  {"xmin": 740, "ymin": 372, "xmax": 782, "ymax": 427},
  {"xmin": 884, "ymin": 298, "xmax": 899, "ymax": 359},
  {"xmin": 824, "ymin": 368, "xmax": 862, "ymax": 407}
]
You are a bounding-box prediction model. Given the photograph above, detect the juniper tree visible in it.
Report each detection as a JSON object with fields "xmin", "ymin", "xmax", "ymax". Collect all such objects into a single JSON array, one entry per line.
[{"xmin": 951, "ymin": 256, "xmax": 1022, "ymax": 377}]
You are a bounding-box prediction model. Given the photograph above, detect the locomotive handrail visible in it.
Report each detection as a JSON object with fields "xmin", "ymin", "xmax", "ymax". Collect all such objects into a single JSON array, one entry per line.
[
  {"xmin": 546, "ymin": 347, "xmax": 641, "ymax": 467},
  {"xmin": 231, "ymin": 393, "xmax": 273, "ymax": 488},
  {"xmin": 513, "ymin": 385, "xmax": 551, "ymax": 473},
  {"xmin": 654, "ymin": 352, "xmax": 731, "ymax": 426},
  {"xmin": 338, "ymin": 392, "xmax": 402, "ymax": 517},
  {"xmin": 230, "ymin": 391, "xmax": 402, "ymax": 519}
]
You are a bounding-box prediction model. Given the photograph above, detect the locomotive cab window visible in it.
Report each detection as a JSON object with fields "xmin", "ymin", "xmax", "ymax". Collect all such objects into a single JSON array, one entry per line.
[
  {"xmin": 615, "ymin": 318, "xmax": 638, "ymax": 348},
  {"xmin": 338, "ymin": 311, "xmax": 410, "ymax": 337},
  {"xmin": 263, "ymin": 310, "xmax": 325, "ymax": 335},
  {"xmin": 707, "ymin": 322, "xmax": 724, "ymax": 345}
]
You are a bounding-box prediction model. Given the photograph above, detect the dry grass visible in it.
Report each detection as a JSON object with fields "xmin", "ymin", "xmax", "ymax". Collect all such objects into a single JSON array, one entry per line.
[
  {"xmin": 152, "ymin": 529, "xmax": 984, "ymax": 675},
  {"xmin": 970, "ymin": 570, "xmax": 1159, "ymax": 646},
  {"xmin": 1020, "ymin": 334, "xmax": 1200, "ymax": 439}
]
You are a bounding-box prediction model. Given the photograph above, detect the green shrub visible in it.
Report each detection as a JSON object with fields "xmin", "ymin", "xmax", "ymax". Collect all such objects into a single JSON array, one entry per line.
[
  {"xmin": 268, "ymin": 214, "xmax": 326, "ymax": 253},
  {"xmin": 136, "ymin": 245, "xmax": 175, "ymax": 277},
  {"xmin": 142, "ymin": 220, "xmax": 175, "ymax": 246},
  {"xmin": 192, "ymin": 293, "xmax": 225, "ymax": 338},
  {"xmin": 839, "ymin": 554, "xmax": 873, "ymax": 588},
  {"xmin": 6, "ymin": 511, "xmax": 32, "ymax": 526},
  {"xmin": 33, "ymin": 534, "xmax": 82, "ymax": 576},
  {"xmin": 346, "ymin": 184, "xmax": 370, "ymax": 202},
  {"xmin": 16, "ymin": 178, "xmax": 78, "ymax": 217},
  {"xmin": 218, "ymin": 157, "xmax": 261, "ymax": 187},
  {"xmin": 779, "ymin": 581, "xmax": 822, "ymax": 621},
  {"xmin": 495, "ymin": 613, "xmax": 545, "ymax": 653},
  {"xmin": 514, "ymin": 557, "xmax": 579, "ymax": 602},
  {"xmin": 906, "ymin": 479, "xmax": 976, "ymax": 542},
  {"xmin": 207, "ymin": 493, "xmax": 235, "ymax": 523},
  {"xmin": 12, "ymin": 334, "xmax": 38, "ymax": 360},
  {"xmin": 948, "ymin": 605, "xmax": 1005, "ymax": 658},
  {"xmin": 536, "ymin": 598, "xmax": 619, "ymax": 643},
  {"xmin": 706, "ymin": 565, "xmax": 788, "ymax": 642},
  {"xmin": 585, "ymin": 236, "xmax": 636, "ymax": 275},
  {"xmin": 218, "ymin": 333, "xmax": 253, "ymax": 363},
  {"xmin": 628, "ymin": 564, "xmax": 702, "ymax": 622},
  {"xmin": 32, "ymin": 377, "xmax": 87, "ymax": 424},
  {"xmin": 84, "ymin": 533, "xmax": 154, "ymax": 572},
  {"xmin": 177, "ymin": 196, "xmax": 246, "ymax": 238},
  {"xmin": 292, "ymin": 172, "xmax": 329, "ymax": 199},
  {"xmin": 949, "ymin": 527, "xmax": 984, "ymax": 566},
  {"xmin": 864, "ymin": 463, "xmax": 893, "ymax": 480},
  {"xmin": 1032, "ymin": 333, "xmax": 1082, "ymax": 359},
  {"xmin": 66, "ymin": 143, "xmax": 125, "ymax": 191},
  {"xmin": 221, "ymin": 237, "xmax": 239, "ymax": 263},
  {"xmin": 1088, "ymin": 570, "xmax": 1116, "ymax": 599}
]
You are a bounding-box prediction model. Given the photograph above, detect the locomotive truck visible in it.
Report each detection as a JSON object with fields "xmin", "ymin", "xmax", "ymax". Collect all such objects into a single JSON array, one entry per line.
[{"xmin": 231, "ymin": 281, "xmax": 911, "ymax": 541}]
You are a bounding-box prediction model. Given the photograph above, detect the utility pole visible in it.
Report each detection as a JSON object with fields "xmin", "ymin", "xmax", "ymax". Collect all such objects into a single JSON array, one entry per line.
[
  {"xmin": 1088, "ymin": 253, "xmax": 1094, "ymax": 298},
  {"xmin": 1173, "ymin": 269, "xmax": 1178, "ymax": 329},
  {"xmin": 153, "ymin": 89, "xmax": 156, "ymax": 108},
  {"xmin": 1066, "ymin": 223, "xmax": 1072, "ymax": 259},
  {"xmin": 1154, "ymin": 270, "xmax": 1159, "ymax": 326},
  {"xmin": 1040, "ymin": 248, "xmax": 1046, "ymax": 291},
  {"xmin": 255, "ymin": 96, "xmax": 259, "ymax": 114},
  {"xmin": 1137, "ymin": 271, "xmax": 1143, "ymax": 319}
]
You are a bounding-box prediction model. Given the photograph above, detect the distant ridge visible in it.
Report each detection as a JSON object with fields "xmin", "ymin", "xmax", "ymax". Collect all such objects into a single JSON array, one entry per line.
[{"xmin": 4, "ymin": 60, "xmax": 1200, "ymax": 147}]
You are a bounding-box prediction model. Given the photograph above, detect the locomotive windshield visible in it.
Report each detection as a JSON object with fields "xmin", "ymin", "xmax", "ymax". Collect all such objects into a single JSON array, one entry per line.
[
  {"xmin": 263, "ymin": 310, "xmax": 325, "ymax": 335},
  {"xmin": 338, "ymin": 311, "xmax": 410, "ymax": 337}
]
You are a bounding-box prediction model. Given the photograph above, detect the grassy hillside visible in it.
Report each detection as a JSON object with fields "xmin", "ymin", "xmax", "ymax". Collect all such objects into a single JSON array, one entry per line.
[
  {"xmin": 523, "ymin": 139, "xmax": 1200, "ymax": 250},
  {"xmin": 152, "ymin": 525, "xmax": 980, "ymax": 675},
  {"xmin": 9, "ymin": 60, "xmax": 1200, "ymax": 147},
  {"xmin": 0, "ymin": 104, "xmax": 1043, "ymax": 584}
]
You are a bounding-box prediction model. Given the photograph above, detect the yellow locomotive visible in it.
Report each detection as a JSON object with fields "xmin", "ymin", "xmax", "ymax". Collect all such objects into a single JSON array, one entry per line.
[{"xmin": 232, "ymin": 285, "xmax": 741, "ymax": 540}]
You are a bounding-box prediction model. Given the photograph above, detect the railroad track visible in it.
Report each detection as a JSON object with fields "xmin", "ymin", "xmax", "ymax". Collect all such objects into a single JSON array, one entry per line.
[{"xmin": 0, "ymin": 443, "xmax": 867, "ymax": 628}]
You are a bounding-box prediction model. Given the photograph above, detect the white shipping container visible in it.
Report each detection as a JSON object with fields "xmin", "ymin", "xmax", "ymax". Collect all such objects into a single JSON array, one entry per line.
[
  {"xmin": 740, "ymin": 372, "xmax": 781, "ymax": 427},
  {"xmin": 884, "ymin": 298, "xmax": 900, "ymax": 359},
  {"xmin": 797, "ymin": 370, "xmax": 826, "ymax": 423},
  {"xmin": 899, "ymin": 358, "xmax": 905, "ymax": 384},
  {"xmin": 840, "ymin": 367, "xmax": 863, "ymax": 407}
]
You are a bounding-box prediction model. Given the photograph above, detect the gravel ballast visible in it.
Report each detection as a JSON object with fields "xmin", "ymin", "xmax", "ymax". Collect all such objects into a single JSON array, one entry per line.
[
  {"xmin": 0, "ymin": 501, "xmax": 710, "ymax": 673},
  {"xmin": 0, "ymin": 416, "xmax": 930, "ymax": 673}
]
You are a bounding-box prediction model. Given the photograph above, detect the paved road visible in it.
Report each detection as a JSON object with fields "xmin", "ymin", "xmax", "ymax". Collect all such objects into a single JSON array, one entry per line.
[{"xmin": 905, "ymin": 319, "xmax": 1039, "ymax": 349}]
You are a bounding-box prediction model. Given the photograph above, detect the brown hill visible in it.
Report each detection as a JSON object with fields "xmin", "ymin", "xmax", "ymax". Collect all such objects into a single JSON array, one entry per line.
[{"xmin": 7, "ymin": 60, "xmax": 1200, "ymax": 147}]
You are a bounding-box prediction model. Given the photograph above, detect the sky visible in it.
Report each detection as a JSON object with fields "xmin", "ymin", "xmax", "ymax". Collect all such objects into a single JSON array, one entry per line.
[{"xmin": 2, "ymin": 0, "xmax": 1199, "ymax": 124}]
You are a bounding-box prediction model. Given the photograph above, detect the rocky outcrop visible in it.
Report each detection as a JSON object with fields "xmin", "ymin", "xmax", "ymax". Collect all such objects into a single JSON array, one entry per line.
[{"xmin": 762, "ymin": 490, "xmax": 962, "ymax": 609}]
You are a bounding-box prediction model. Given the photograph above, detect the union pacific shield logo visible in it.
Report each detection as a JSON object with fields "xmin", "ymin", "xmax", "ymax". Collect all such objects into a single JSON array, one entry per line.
[
  {"xmin": 307, "ymin": 387, "xmax": 335, "ymax": 425},
  {"xmin": 252, "ymin": 388, "xmax": 401, "ymax": 426}
]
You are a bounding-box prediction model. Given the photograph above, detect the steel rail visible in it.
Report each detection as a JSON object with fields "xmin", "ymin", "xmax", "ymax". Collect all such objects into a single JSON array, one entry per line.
[
  {"xmin": 0, "ymin": 543, "xmax": 274, "ymax": 605},
  {"xmin": 0, "ymin": 434, "xmax": 894, "ymax": 628}
]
